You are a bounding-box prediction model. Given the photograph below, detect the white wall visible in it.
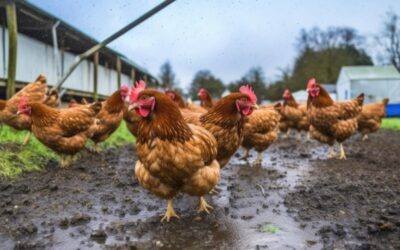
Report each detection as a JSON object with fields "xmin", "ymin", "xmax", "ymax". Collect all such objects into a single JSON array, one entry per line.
[
  {"xmin": 336, "ymin": 69, "xmax": 351, "ymax": 100},
  {"xmin": 351, "ymin": 79, "xmax": 400, "ymax": 104},
  {"xmin": 0, "ymin": 25, "xmax": 133, "ymax": 96}
]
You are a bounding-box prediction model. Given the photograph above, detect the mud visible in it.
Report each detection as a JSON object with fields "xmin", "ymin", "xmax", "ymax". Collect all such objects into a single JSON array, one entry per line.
[{"xmin": 0, "ymin": 130, "xmax": 399, "ymax": 249}]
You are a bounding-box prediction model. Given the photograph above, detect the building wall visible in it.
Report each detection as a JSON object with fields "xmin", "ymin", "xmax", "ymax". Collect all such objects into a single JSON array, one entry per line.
[
  {"xmin": 336, "ymin": 70, "xmax": 351, "ymax": 100},
  {"xmin": 0, "ymin": 25, "xmax": 132, "ymax": 96},
  {"xmin": 351, "ymin": 79, "xmax": 400, "ymax": 104}
]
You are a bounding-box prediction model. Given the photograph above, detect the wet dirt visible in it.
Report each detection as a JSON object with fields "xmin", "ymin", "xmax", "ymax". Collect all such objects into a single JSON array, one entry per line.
[{"xmin": 0, "ymin": 130, "xmax": 399, "ymax": 249}]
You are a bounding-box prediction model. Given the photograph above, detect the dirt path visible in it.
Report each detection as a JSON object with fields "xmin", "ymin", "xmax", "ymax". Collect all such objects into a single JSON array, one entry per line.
[{"xmin": 0, "ymin": 130, "xmax": 399, "ymax": 249}]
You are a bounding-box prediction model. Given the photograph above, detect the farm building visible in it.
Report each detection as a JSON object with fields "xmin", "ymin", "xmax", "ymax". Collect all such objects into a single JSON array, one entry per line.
[
  {"xmin": 336, "ymin": 66, "xmax": 400, "ymax": 117},
  {"xmin": 0, "ymin": 1, "xmax": 157, "ymax": 100},
  {"xmin": 291, "ymin": 83, "xmax": 336, "ymax": 103}
]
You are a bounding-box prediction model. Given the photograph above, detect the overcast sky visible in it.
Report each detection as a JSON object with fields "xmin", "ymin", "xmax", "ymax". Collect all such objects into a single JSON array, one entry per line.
[{"xmin": 30, "ymin": 0, "xmax": 400, "ymax": 89}]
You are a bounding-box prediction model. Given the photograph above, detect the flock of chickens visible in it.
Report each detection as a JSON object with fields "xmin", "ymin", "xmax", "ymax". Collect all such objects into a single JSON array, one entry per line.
[{"xmin": 0, "ymin": 74, "xmax": 389, "ymax": 222}]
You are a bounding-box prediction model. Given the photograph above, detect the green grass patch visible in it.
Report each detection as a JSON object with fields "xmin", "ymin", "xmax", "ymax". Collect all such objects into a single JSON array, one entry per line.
[
  {"xmin": 382, "ymin": 118, "xmax": 400, "ymax": 130},
  {"xmin": 0, "ymin": 126, "xmax": 55, "ymax": 177},
  {"xmin": 0, "ymin": 121, "xmax": 135, "ymax": 178}
]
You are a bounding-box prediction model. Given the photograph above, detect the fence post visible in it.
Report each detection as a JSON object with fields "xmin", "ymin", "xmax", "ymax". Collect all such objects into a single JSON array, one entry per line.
[
  {"xmin": 6, "ymin": 2, "xmax": 17, "ymax": 99},
  {"xmin": 93, "ymin": 52, "xmax": 99, "ymax": 101}
]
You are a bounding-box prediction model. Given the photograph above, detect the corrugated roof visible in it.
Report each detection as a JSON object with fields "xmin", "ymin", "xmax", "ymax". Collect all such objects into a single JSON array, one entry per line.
[{"xmin": 341, "ymin": 66, "xmax": 400, "ymax": 80}]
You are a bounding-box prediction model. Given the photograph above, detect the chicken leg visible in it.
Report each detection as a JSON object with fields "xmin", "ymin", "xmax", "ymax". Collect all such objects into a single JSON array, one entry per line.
[
  {"xmin": 327, "ymin": 145, "xmax": 336, "ymax": 159},
  {"xmin": 198, "ymin": 196, "xmax": 213, "ymax": 213},
  {"xmin": 22, "ymin": 131, "xmax": 32, "ymax": 145},
  {"xmin": 296, "ymin": 132, "xmax": 302, "ymax": 141},
  {"xmin": 338, "ymin": 143, "xmax": 346, "ymax": 160},
  {"xmin": 161, "ymin": 199, "xmax": 179, "ymax": 222},
  {"xmin": 240, "ymin": 148, "xmax": 250, "ymax": 161},
  {"xmin": 92, "ymin": 143, "xmax": 100, "ymax": 153},
  {"xmin": 254, "ymin": 151, "xmax": 263, "ymax": 166},
  {"xmin": 283, "ymin": 128, "xmax": 291, "ymax": 139}
]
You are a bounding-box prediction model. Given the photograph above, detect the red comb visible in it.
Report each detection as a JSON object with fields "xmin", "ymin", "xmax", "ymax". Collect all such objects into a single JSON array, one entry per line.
[
  {"xmin": 121, "ymin": 84, "xmax": 129, "ymax": 92},
  {"xmin": 239, "ymin": 85, "xmax": 257, "ymax": 104},
  {"xmin": 307, "ymin": 78, "xmax": 316, "ymax": 89},
  {"xmin": 283, "ymin": 89, "xmax": 291, "ymax": 97},
  {"xmin": 18, "ymin": 96, "xmax": 28, "ymax": 111},
  {"xmin": 129, "ymin": 80, "xmax": 146, "ymax": 104}
]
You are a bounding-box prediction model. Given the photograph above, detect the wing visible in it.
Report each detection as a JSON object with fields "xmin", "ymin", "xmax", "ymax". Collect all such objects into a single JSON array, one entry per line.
[
  {"xmin": 57, "ymin": 104, "xmax": 99, "ymax": 136},
  {"xmin": 335, "ymin": 94, "xmax": 364, "ymax": 120}
]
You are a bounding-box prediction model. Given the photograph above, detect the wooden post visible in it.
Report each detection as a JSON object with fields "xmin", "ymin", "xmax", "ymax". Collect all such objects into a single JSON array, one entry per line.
[
  {"xmin": 116, "ymin": 57, "xmax": 121, "ymax": 89},
  {"xmin": 6, "ymin": 2, "xmax": 17, "ymax": 99},
  {"xmin": 143, "ymin": 74, "xmax": 148, "ymax": 83},
  {"xmin": 93, "ymin": 52, "xmax": 99, "ymax": 101},
  {"xmin": 130, "ymin": 68, "xmax": 136, "ymax": 85}
]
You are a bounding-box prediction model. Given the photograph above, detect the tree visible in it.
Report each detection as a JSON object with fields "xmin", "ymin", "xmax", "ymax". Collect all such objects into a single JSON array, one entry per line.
[
  {"xmin": 229, "ymin": 67, "xmax": 267, "ymax": 101},
  {"xmin": 376, "ymin": 11, "xmax": 400, "ymax": 70},
  {"xmin": 265, "ymin": 26, "xmax": 373, "ymax": 101},
  {"xmin": 158, "ymin": 61, "xmax": 176, "ymax": 89},
  {"xmin": 188, "ymin": 70, "xmax": 225, "ymax": 100}
]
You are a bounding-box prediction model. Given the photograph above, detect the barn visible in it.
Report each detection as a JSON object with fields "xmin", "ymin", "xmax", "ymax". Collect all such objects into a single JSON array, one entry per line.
[
  {"xmin": 336, "ymin": 65, "xmax": 400, "ymax": 117},
  {"xmin": 0, "ymin": 1, "xmax": 157, "ymax": 100}
]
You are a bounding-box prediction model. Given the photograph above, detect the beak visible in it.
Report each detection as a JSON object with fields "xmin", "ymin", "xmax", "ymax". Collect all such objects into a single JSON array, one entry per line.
[
  {"xmin": 128, "ymin": 103, "xmax": 138, "ymax": 111},
  {"xmin": 16, "ymin": 111, "xmax": 22, "ymax": 115},
  {"xmin": 252, "ymin": 104, "xmax": 259, "ymax": 109}
]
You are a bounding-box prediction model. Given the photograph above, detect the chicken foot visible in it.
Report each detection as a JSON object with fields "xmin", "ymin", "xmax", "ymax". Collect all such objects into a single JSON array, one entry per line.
[
  {"xmin": 92, "ymin": 143, "xmax": 100, "ymax": 153},
  {"xmin": 283, "ymin": 128, "xmax": 291, "ymax": 139},
  {"xmin": 240, "ymin": 148, "xmax": 250, "ymax": 161},
  {"xmin": 254, "ymin": 151, "xmax": 263, "ymax": 166},
  {"xmin": 296, "ymin": 131, "xmax": 302, "ymax": 141},
  {"xmin": 198, "ymin": 196, "xmax": 213, "ymax": 213},
  {"xmin": 338, "ymin": 143, "xmax": 346, "ymax": 160},
  {"xmin": 327, "ymin": 145, "xmax": 336, "ymax": 159},
  {"xmin": 22, "ymin": 131, "xmax": 32, "ymax": 145},
  {"xmin": 161, "ymin": 199, "xmax": 179, "ymax": 222},
  {"xmin": 362, "ymin": 134, "xmax": 368, "ymax": 141}
]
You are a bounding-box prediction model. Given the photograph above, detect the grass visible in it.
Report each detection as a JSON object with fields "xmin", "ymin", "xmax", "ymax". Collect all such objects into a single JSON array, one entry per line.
[
  {"xmin": 382, "ymin": 118, "xmax": 400, "ymax": 130},
  {"xmin": 0, "ymin": 121, "xmax": 135, "ymax": 178}
]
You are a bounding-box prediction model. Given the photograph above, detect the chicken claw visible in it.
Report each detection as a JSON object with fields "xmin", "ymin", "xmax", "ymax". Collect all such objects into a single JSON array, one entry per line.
[
  {"xmin": 198, "ymin": 196, "xmax": 213, "ymax": 214},
  {"xmin": 253, "ymin": 152, "xmax": 263, "ymax": 166},
  {"xmin": 361, "ymin": 134, "xmax": 368, "ymax": 141},
  {"xmin": 338, "ymin": 143, "xmax": 346, "ymax": 160},
  {"xmin": 327, "ymin": 146, "xmax": 336, "ymax": 159},
  {"xmin": 161, "ymin": 199, "xmax": 179, "ymax": 222},
  {"xmin": 22, "ymin": 131, "xmax": 32, "ymax": 145},
  {"xmin": 239, "ymin": 148, "xmax": 250, "ymax": 161}
]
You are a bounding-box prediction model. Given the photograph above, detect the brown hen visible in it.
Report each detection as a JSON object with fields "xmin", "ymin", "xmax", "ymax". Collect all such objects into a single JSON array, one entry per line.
[
  {"xmin": 129, "ymin": 81, "xmax": 220, "ymax": 222},
  {"xmin": 357, "ymin": 98, "xmax": 389, "ymax": 140}
]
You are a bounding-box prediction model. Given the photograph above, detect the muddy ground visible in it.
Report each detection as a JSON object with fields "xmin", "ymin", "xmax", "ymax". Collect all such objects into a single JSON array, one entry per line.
[{"xmin": 0, "ymin": 130, "xmax": 399, "ymax": 250}]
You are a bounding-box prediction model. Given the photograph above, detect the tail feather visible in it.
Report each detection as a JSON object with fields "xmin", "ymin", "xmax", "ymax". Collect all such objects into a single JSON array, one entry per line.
[
  {"xmin": 356, "ymin": 93, "xmax": 364, "ymax": 106},
  {"xmin": 90, "ymin": 101, "xmax": 102, "ymax": 115},
  {"xmin": 35, "ymin": 74, "xmax": 47, "ymax": 84},
  {"xmin": 382, "ymin": 97, "xmax": 389, "ymax": 106}
]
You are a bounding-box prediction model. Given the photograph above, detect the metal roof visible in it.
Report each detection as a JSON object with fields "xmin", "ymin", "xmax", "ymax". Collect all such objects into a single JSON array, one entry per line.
[
  {"xmin": 341, "ymin": 66, "xmax": 400, "ymax": 80},
  {"xmin": 0, "ymin": 1, "xmax": 157, "ymax": 81}
]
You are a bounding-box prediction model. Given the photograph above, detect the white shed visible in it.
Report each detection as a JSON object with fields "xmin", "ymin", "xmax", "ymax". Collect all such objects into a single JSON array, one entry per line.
[{"xmin": 336, "ymin": 66, "xmax": 400, "ymax": 104}]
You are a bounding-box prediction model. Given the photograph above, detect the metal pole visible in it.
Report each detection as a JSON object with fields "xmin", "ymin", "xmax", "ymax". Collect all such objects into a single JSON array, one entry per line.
[
  {"xmin": 52, "ymin": 0, "xmax": 175, "ymax": 91},
  {"xmin": 6, "ymin": 2, "xmax": 17, "ymax": 99},
  {"xmin": 93, "ymin": 52, "xmax": 99, "ymax": 101},
  {"xmin": 51, "ymin": 20, "xmax": 61, "ymax": 79}
]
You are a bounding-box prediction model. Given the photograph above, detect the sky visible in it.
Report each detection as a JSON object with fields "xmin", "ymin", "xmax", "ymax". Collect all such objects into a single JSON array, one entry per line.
[{"xmin": 29, "ymin": 0, "xmax": 400, "ymax": 90}]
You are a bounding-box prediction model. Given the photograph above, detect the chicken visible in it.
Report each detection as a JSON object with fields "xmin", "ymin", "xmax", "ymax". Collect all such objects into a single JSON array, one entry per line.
[
  {"xmin": 165, "ymin": 90, "xmax": 208, "ymax": 113},
  {"xmin": 181, "ymin": 85, "xmax": 258, "ymax": 168},
  {"xmin": 44, "ymin": 89, "xmax": 60, "ymax": 108},
  {"xmin": 16, "ymin": 96, "xmax": 101, "ymax": 167},
  {"xmin": 0, "ymin": 74, "xmax": 52, "ymax": 144},
  {"xmin": 198, "ymin": 88, "xmax": 214, "ymax": 110},
  {"xmin": 307, "ymin": 78, "xmax": 364, "ymax": 159},
  {"xmin": 69, "ymin": 98, "xmax": 88, "ymax": 108},
  {"xmin": 129, "ymin": 81, "xmax": 220, "ymax": 222},
  {"xmin": 241, "ymin": 103, "xmax": 281, "ymax": 166},
  {"xmin": 90, "ymin": 85, "xmax": 129, "ymax": 152},
  {"xmin": 357, "ymin": 98, "xmax": 389, "ymax": 140},
  {"xmin": 123, "ymin": 103, "xmax": 141, "ymax": 137},
  {"xmin": 282, "ymin": 89, "xmax": 309, "ymax": 140}
]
